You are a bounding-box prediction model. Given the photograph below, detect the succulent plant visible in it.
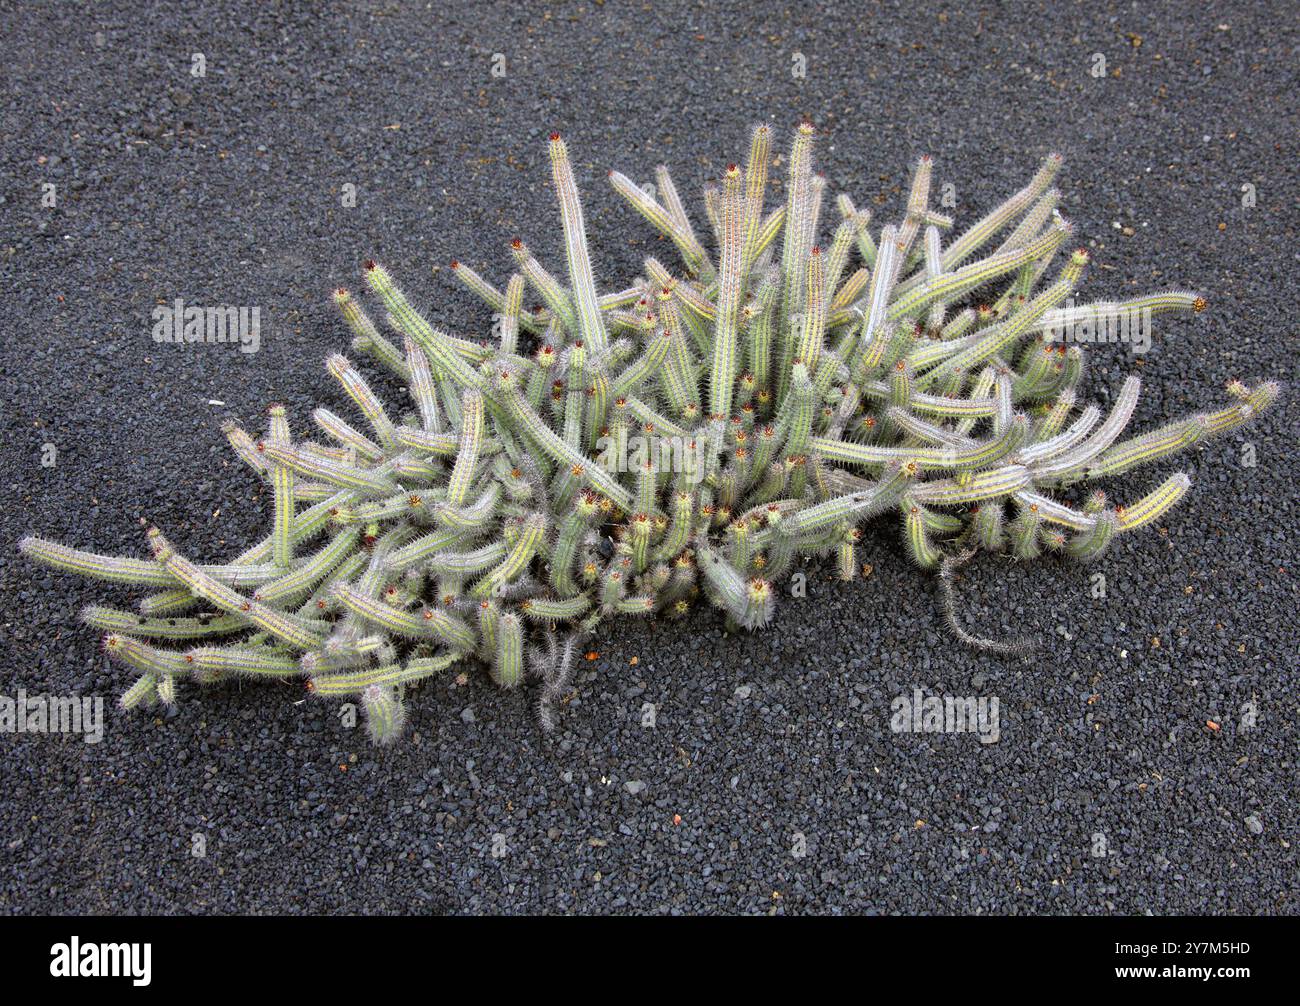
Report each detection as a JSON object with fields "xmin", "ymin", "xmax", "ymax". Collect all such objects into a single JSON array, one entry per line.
[{"xmin": 20, "ymin": 122, "xmax": 1279, "ymax": 744}]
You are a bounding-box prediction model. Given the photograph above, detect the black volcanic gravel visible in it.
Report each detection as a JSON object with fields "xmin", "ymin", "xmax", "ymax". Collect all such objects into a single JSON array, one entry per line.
[{"xmin": 0, "ymin": 1, "xmax": 1295, "ymax": 915}]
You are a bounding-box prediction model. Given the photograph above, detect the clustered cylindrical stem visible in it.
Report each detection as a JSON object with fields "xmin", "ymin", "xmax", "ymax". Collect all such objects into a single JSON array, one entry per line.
[{"xmin": 18, "ymin": 124, "xmax": 1281, "ymax": 744}]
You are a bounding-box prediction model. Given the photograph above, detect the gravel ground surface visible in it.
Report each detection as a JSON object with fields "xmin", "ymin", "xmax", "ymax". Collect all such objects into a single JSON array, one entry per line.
[{"xmin": 0, "ymin": 1, "xmax": 1295, "ymax": 915}]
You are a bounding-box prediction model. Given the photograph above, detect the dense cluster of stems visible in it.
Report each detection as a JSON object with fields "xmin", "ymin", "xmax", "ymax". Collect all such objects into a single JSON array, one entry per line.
[{"xmin": 20, "ymin": 123, "xmax": 1278, "ymax": 742}]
